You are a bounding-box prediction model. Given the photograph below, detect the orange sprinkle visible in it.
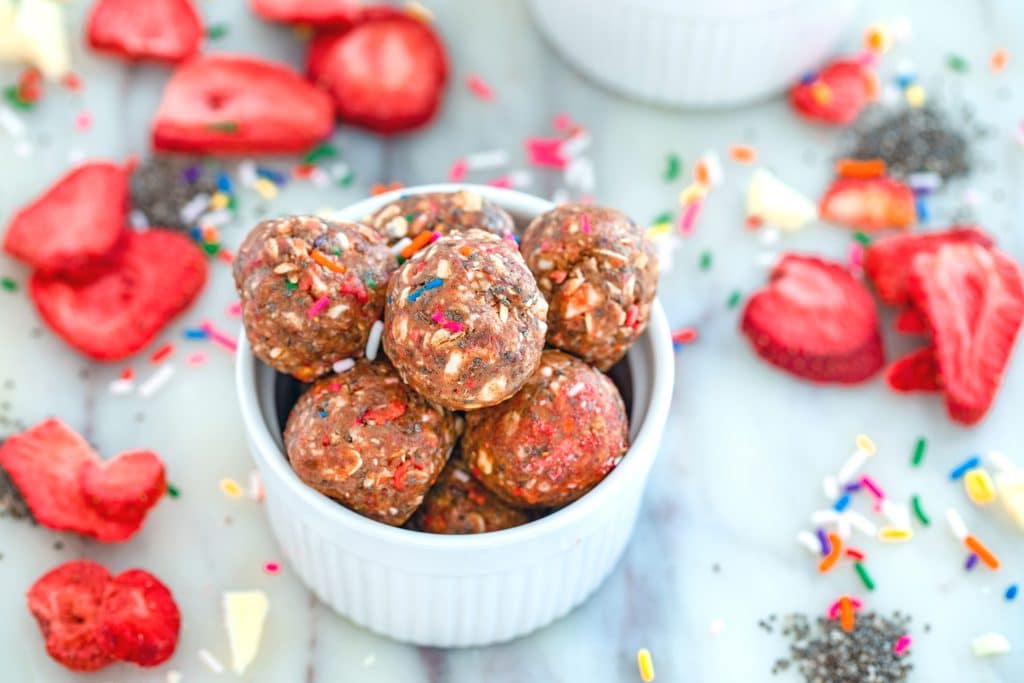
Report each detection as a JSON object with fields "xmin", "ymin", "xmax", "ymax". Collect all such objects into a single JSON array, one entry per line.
[
  {"xmin": 458, "ymin": 245, "xmax": 474, "ymax": 257},
  {"xmin": 149, "ymin": 343, "xmax": 174, "ymax": 364},
  {"xmin": 835, "ymin": 158, "xmax": 887, "ymax": 179},
  {"xmin": 839, "ymin": 596, "xmax": 855, "ymax": 633},
  {"xmin": 400, "ymin": 230, "xmax": 434, "ymax": 259},
  {"xmin": 693, "ymin": 161, "xmax": 710, "ymax": 186},
  {"xmin": 728, "ymin": 144, "xmax": 757, "ymax": 163},
  {"xmin": 863, "ymin": 71, "xmax": 881, "ymax": 102},
  {"xmin": 310, "ymin": 250, "xmax": 347, "ymax": 274},
  {"xmin": 990, "ymin": 48, "xmax": 1009, "ymax": 72},
  {"xmin": 965, "ymin": 534, "xmax": 1000, "ymax": 569},
  {"xmin": 818, "ymin": 532, "xmax": 843, "ymax": 573},
  {"xmin": 371, "ymin": 181, "xmax": 404, "ymax": 196}
]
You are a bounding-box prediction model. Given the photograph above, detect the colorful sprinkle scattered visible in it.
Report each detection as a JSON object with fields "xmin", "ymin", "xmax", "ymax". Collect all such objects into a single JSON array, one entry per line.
[
  {"xmin": 149, "ymin": 343, "xmax": 174, "ymax": 364},
  {"xmin": 206, "ymin": 23, "xmax": 230, "ymax": 40},
  {"xmin": 911, "ymin": 495, "xmax": 930, "ymax": 526},
  {"xmin": 728, "ymin": 144, "xmax": 756, "ymax": 163},
  {"xmin": 989, "ymin": 48, "xmax": 1009, "ymax": 73},
  {"xmin": 950, "ymin": 455, "xmax": 981, "ymax": 480},
  {"xmin": 966, "ymin": 553, "xmax": 979, "ymax": 571},
  {"xmin": 1, "ymin": 277, "xmax": 17, "ymax": 292},
  {"xmin": 698, "ymin": 250, "xmax": 712, "ymax": 271},
  {"xmin": 946, "ymin": 53, "xmax": 969, "ymax": 72},
  {"xmin": 854, "ymin": 562, "xmax": 876, "ymax": 591},
  {"xmin": 671, "ymin": 327, "xmax": 698, "ymax": 346},
  {"xmin": 167, "ymin": 483, "xmax": 180, "ymax": 498},
  {"xmin": 964, "ymin": 534, "xmax": 1000, "ymax": 570},
  {"xmin": 139, "ymin": 365, "xmax": 176, "ymax": 398},
  {"xmin": 971, "ymin": 632, "xmax": 1011, "ymax": 657},
  {"xmin": 727, "ymin": 290, "xmax": 742, "ymax": 309},
  {"xmin": 220, "ymin": 478, "xmax": 243, "ymax": 499},
  {"xmin": 408, "ymin": 277, "xmax": 444, "ymax": 303},
  {"xmin": 836, "ymin": 158, "xmax": 887, "ymax": 178},
  {"xmin": 307, "ymin": 296, "xmax": 329, "ymax": 319},
  {"xmin": 664, "ymin": 154, "xmax": 681, "ymax": 182},
  {"xmin": 964, "ymin": 468, "xmax": 997, "ymax": 505},
  {"xmin": 198, "ymin": 648, "xmax": 225, "ymax": 673},
  {"xmin": 839, "ymin": 596, "xmax": 855, "ymax": 633},
  {"xmin": 911, "ymin": 437, "xmax": 926, "ymax": 466},
  {"xmin": 818, "ymin": 532, "xmax": 842, "ymax": 573},
  {"xmin": 465, "ymin": 73, "xmax": 495, "ymax": 101},
  {"xmin": 636, "ymin": 648, "xmax": 655, "ymax": 682},
  {"xmin": 263, "ymin": 561, "xmax": 281, "ymax": 575},
  {"xmin": 200, "ymin": 320, "xmax": 238, "ymax": 353},
  {"xmin": 1006, "ymin": 584, "xmax": 1019, "ymax": 601},
  {"xmin": 893, "ymin": 635, "xmax": 912, "ymax": 655}
]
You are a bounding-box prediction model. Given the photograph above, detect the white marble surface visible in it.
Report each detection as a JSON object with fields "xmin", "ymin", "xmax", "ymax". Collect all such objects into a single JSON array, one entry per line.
[{"xmin": 1, "ymin": 1, "xmax": 1023, "ymax": 681}]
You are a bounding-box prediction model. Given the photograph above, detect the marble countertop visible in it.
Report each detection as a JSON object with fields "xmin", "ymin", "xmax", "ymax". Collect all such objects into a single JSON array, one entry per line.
[{"xmin": 2, "ymin": 0, "xmax": 1023, "ymax": 681}]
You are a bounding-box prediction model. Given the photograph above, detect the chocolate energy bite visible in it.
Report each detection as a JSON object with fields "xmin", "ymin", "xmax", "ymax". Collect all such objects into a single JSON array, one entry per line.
[
  {"xmin": 283, "ymin": 360, "xmax": 458, "ymax": 525},
  {"xmin": 234, "ymin": 216, "xmax": 394, "ymax": 381},
  {"xmin": 409, "ymin": 456, "xmax": 532, "ymax": 534},
  {"xmin": 383, "ymin": 228, "xmax": 548, "ymax": 410},
  {"xmin": 365, "ymin": 190, "xmax": 515, "ymax": 246},
  {"xmin": 462, "ymin": 350, "xmax": 629, "ymax": 508},
  {"xmin": 521, "ymin": 204, "xmax": 659, "ymax": 370}
]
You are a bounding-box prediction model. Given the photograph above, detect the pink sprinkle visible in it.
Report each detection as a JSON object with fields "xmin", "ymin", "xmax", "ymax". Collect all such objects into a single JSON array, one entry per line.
[
  {"xmin": 263, "ymin": 561, "xmax": 281, "ymax": 575},
  {"xmin": 848, "ymin": 243, "xmax": 864, "ymax": 269},
  {"xmin": 678, "ymin": 200, "xmax": 702, "ymax": 235},
  {"xmin": 74, "ymin": 110, "xmax": 92, "ymax": 132},
  {"xmin": 524, "ymin": 137, "xmax": 568, "ymax": 170},
  {"xmin": 553, "ymin": 113, "xmax": 573, "ymax": 131},
  {"xmin": 431, "ymin": 310, "xmax": 446, "ymax": 324},
  {"xmin": 855, "ymin": 49, "xmax": 880, "ymax": 67},
  {"xmin": 307, "ymin": 296, "xmax": 329, "ymax": 318},
  {"xmin": 185, "ymin": 352, "xmax": 207, "ymax": 367},
  {"xmin": 486, "ymin": 175, "xmax": 513, "ymax": 189},
  {"xmin": 827, "ymin": 596, "xmax": 864, "ymax": 619},
  {"xmin": 429, "ymin": 231, "xmax": 442, "ymax": 243},
  {"xmin": 466, "ymin": 73, "xmax": 495, "ymax": 101},
  {"xmin": 581, "ymin": 213, "xmax": 591, "ymax": 233},
  {"xmin": 443, "ymin": 320, "xmax": 464, "ymax": 333},
  {"xmin": 448, "ymin": 157, "xmax": 468, "ymax": 182},
  {"xmin": 861, "ymin": 475, "xmax": 885, "ymax": 500},
  {"xmin": 226, "ymin": 300, "xmax": 242, "ymax": 317},
  {"xmin": 328, "ymin": 383, "xmax": 341, "ymax": 391},
  {"xmin": 893, "ymin": 635, "xmax": 912, "ymax": 654},
  {"xmin": 200, "ymin": 320, "xmax": 238, "ymax": 353}
]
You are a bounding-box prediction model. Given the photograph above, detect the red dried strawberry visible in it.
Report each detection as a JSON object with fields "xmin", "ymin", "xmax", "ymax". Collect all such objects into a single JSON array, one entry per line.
[
  {"xmin": 87, "ymin": 0, "xmax": 203, "ymax": 63},
  {"xmin": 30, "ymin": 230, "xmax": 207, "ymax": 361},
  {"xmin": 820, "ymin": 176, "xmax": 916, "ymax": 231},
  {"xmin": 864, "ymin": 227, "xmax": 993, "ymax": 305},
  {"xmin": 0, "ymin": 419, "xmax": 141, "ymax": 541},
  {"xmin": 741, "ymin": 254, "xmax": 884, "ymax": 383},
  {"xmin": 791, "ymin": 60, "xmax": 871, "ymax": 125},
  {"xmin": 153, "ymin": 54, "xmax": 335, "ymax": 154},
  {"xmin": 27, "ymin": 561, "xmax": 115, "ymax": 672},
  {"xmin": 250, "ymin": 0, "xmax": 360, "ymax": 26},
  {"xmin": 307, "ymin": 6, "xmax": 448, "ymax": 134},
  {"xmin": 894, "ymin": 306, "xmax": 929, "ymax": 334},
  {"xmin": 3, "ymin": 161, "xmax": 129, "ymax": 278},
  {"xmin": 886, "ymin": 347, "xmax": 942, "ymax": 392},
  {"xmin": 80, "ymin": 450, "xmax": 165, "ymax": 524},
  {"xmin": 910, "ymin": 243, "xmax": 1024, "ymax": 424},
  {"xmin": 97, "ymin": 570, "xmax": 181, "ymax": 667}
]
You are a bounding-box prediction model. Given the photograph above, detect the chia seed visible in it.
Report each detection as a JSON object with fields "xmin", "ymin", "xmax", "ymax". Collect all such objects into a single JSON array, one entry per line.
[
  {"xmin": 0, "ymin": 459, "xmax": 32, "ymax": 521},
  {"xmin": 131, "ymin": 155, "xmax": 220, "ymax": 231}
]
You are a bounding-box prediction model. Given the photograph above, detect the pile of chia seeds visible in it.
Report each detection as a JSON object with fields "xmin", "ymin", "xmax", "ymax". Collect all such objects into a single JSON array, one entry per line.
[
  {"xmin": 764, "ymin": 611, "xmax": 914, "ymax": 683},
  {"xmin": 131, "ymin": 155, "xmax": 219, "ymax": 230},
  {"xmin": 0, "ymin": 459, "xmax": 31, "ymax": 521}
]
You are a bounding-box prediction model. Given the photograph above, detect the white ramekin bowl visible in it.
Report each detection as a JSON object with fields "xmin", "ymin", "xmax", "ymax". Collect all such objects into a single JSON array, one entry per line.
[
  {"xmin": 526, "ymin": 0, "xmax": 861, "ymax": 108},
  {"xmin": 236, "ymin": 184, "xmax": 673, "ymax": 647}
]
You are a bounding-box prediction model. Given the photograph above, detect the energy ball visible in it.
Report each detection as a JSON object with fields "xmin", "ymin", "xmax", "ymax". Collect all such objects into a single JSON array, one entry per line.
[
  {"xmin": 365, "ymin": 190, "xmax": 515, "ymax": 246},
  {"xmin": 462, "ymin": 350, "xmax": 629, "ymax": 508},
  {"xmin": 383, "ymin": 228, "xmax": 548, "ymax": 410},
  {"xmin": 283, "ymin": 360, "xmax": 458, "ymax": 525},
  {"xmin": 521, "ymin": 204, "xmax": 659, "ymax": 370},
  {"xmin": 234, "ymin": 215, "xmax": 394, "ymax": 381},
  {"xmin": 408, "ymin": 456, "xmax": 533, "ymax": 534}
]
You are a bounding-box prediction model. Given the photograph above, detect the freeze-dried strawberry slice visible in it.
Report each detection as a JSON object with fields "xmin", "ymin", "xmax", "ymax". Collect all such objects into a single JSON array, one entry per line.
[
  {"xmin": 741, "ymin": 254, "xmax": 885, "ymax": 383},
  {"xmin": 97, "ymin": 570, "xmax": 180, "ymax": 667},
  {"xmin": 909, "ymin": 243, "xmax": 1024, "ymax": 424},
  {"xmin": 250, "ymin": 0, "xmax": 360, "ymax": 26},
  {"xmin": 153, "ymin": 54, "xmax": 335, "ymax": 154},
  {"xmin": 820, "ymin": 176, "xmax": 916, "ymax": 231},
  {"xmin": 3, "ymin": 161, "xmax": 129, "ymax": 278},
  {"xmin": 894, "ymin": 306, "xmax": 929, "ymax": 334},
  {"xmin": 30, "ymin": 230, "xmax": 207, "ymax": 361},
  {"xmin": 79, "ymin": 450, "xmax": 165, "ymax": 524},
  {"xmin": 864, "ymin": 227, "xmax": 993, "ymax": 305},
  {"xmin": 27, "ymin": 561, "xmax": 115, "ymax": 672},
  {"xmin": 87, "ymin": 0, "xmax": 203, "ymax": 63},
  {"xmin": 791, "ymin": 60, "xmax": 871, "ymax": 125},
  {"xmin": 307, "ymin": 6, "xmax": 447, "ymax": 134},
  {"xmin": 886, "ymin": 347, "xmax": 942, "ymax": 392}
]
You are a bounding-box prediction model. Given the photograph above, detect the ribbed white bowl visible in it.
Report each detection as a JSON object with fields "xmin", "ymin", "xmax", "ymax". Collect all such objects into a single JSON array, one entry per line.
[
  {"xmin": 526, "ymin": 0, "xmax": 861, "ymax": 108},
  {"xmin": 236, "ymin": 184, "xmax": 674, "ymax": 646}
]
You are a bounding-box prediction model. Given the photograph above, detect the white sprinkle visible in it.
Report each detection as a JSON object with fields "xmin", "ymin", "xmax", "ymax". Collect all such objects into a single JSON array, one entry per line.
[
  {"xmin": 837, "ymin": 514, "xmax": 852, "ymax": 540},
  {"xmin": 508, "ymin": 169, "xmax": 533, "ymax": 188},
  {"xmin": 166, "ymin": 671, "xmax": 183, "ymax": 683},
  {"xmin": 560, "ymin": 131, "xmax": 591, "ymax": 158},
  {"xmin": 198, "ymin": 209, "xmax": 233, "ymax": 228},
  {"xmin": 364, "ymin": 321, "xmax": 384, "ymax": 361},
  {"xmin": 390, "ymin": 237, "xmax": 412, "ymax": 255},
  {"xmin": 987, "ymin": 450, "xmax": 1015, "ymax": 473},
  {"xmin": 907, "ymin": 172, "xmax": 942, "ymax": 193},
  {"xmin": 465, "ymin": 148, "xmax": 509, "ymax": 170},
  {"xmin": 309, "ymin": 166, "xmax": 330, "ymax": 189},
  {"xmin": 797, "ymin": 530, "xmax": 820, "ymax": 554},
  {"xmin": 248, "ymin": 470, "xmax": 264, "ymax": 501},
  {"xmin": 811, "ymin": 509, "xmax": 840, "ymax": 525},
  {"xmin": 962, "ymin": 188, "xmax": 984, "ymax": 207},
  {"xmin": 0, "ymin": 105, "xmax": 26, "ymax": 138},
  {"xmin": 946, "ymin": 507, "xmax": 968, "ymax": 540},
  {"xmin": 837, "ymin": 449, "xmax": 869, "ymax": 484},
  {"xmin": 139, "ymin": 365, "xmax": 176, "ymax": 398},
  {"xmin": 129, "ymin": 209, "xmax": 150, "ymax": 230},
  {"xmin": 198, "ymin": 648, "xmax": 224, "ymax": 673},
  {"xmin": 180, "ymin": 193, "xmax": 211, "ymax": 225},
  {"xmin": 709, "ymin": 617, "xmax": 726, "ymax": 636},
  {"xmin": 362, "ymin": 653, "xmax": 376, "ymax": 667},
  {"xmin": 759, "ymin": 226, "xmax": 781, "ymax": 245},
  {"xmin": 67, "ymin": 147, "xmax": 86, "ymax": 165},
  {"xmin": 971, "ymin": 632, "xmax": 1011, "ymax": 657},
  {"xmin": 822, "ymin": 475, "xmax": 840, "ymax": 500},
  {"xmin": 699, "ymin": 150, "xmax": 724, "ymax": 186},
  {"xmin": 843, "ymin": 510, "xmax": 877, "ymax": 537},
  {"xmin": 108, "ymin": 378, "xmax": 135, "ymax": 395},
  {"xmin": 566, "ymin": 382, "xmax": 586, "ymax": 398},
  {"xmin": 881, "ymin": 500, "xmax": 911, "ymax": 529},
  {"xmin": 238, "ymin": 160, "xmax": 258, "ymax": 187},
  {"xmin": 332, "ymin": 358, "xmax": 355, "ymax": 373}
]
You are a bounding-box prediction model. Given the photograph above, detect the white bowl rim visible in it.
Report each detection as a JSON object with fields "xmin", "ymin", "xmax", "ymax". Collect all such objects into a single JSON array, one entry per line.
[{"xmin": 235, "ymin": 183, "xmax": 674, "ymax": 552}]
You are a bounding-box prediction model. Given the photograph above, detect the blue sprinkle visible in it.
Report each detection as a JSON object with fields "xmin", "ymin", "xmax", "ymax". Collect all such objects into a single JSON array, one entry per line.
[
  {"xmin": 799, "ymin": 72, "xmax": 818, "ymax": 85},
  {"xmin": 915, "ymin": 195, "xmax": 929, "ymax": 223},
  {"xmin": 895, "ymin": 73, "xmax": 916, "ymax": 89},
  {"xmin": 319, "ymin": 410, "xmax": 328, "ymax": 418},
  {"xmin": 407, "ymin": 277, "xmax": 443, "ymax": 303},
  {"xmin": 183, "ymin": 327, "xmax": 209, "ymax": 340},
  {"xmin": 1006, "ymin": 584, "xmax": 1019, "ymax": 601},
  {"xmin": 256, "ymin": 166, "xmax": 287, "ymax": 186},
  {"xmin": 216, "ymin": 170, "xmax": 233, "ymax": 194},
  {"xmin": 189, "ymin": 227, "xmax": 202, "ymax": 241},
  {"xmin": 833, "ymin": 494, "xmax": 852, "ymax": 512},
  {"xmin": 950, "ymin": 455, "xmax": 981, "ymax": 480}
]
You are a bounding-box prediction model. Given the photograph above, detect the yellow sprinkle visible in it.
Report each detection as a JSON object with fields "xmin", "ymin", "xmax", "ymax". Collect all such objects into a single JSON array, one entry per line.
[
  {"xmin": 646, "ymin": 222, "xmax": 672, "ymax": 239},
  {"xmin": 677, "ymin": 182, "xmax": 707, "ymax": 207},
  {"xmin": 404, "ymin": 0, "xmax": 434, "ymax": 22},
  {"xmin": 253, "ymin": 178, "xmax": 279, "ymax": 200},
  {"xmin": 209, "ymin": 192, "xmax": 230, "ymax": 211},
  {"xmin": 637, "ymin": 648, "xmax": 655, "ymax": 682},
  {"xmin": 965, "ymin": 468, "xmax": 997, "ymax": 506},
  {"xmin": 878, "ymin": 526, "xmax": 913, "ymax": 543},
  {"xmin": 855, "ymin": 434, "xmax": 876, "ymax": 456},
  {"xmin": 810, "ymin": 81, "xmax": 833, "ymax": 105},
  {"xmin": 905, "ymin": 84, "xmax": 926, "ymax": 108},
  {"xmin": 220, "ymin": 478, "xmax": 243, "ymax": 499}
]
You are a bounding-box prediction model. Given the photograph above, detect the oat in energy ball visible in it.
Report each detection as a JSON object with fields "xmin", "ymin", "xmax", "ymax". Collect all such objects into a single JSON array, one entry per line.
[
  {"xmin": 234, "ymin": 216, "xmax": 394, "ymax": 381},
  {"xmin": 365, "ymin": 190, "xmax": 515, "ymax": 245},
  {"xmin": 462, "ymin": 350, "xmax": 629, "ymax": 508},
  {"xmin": 283, "ymin": 360, "xmax": 458, "ymax": 525},
  {"xmin": 409, "ymin": 456, "xmax": 533, "ymax": 534},
  {"xmin": 521, "ymin": 204, "xmax": 659, "ymax": 371},
  {"xmin": 383, "ymin": 228, "xmax": 548, "ymax": 410}
]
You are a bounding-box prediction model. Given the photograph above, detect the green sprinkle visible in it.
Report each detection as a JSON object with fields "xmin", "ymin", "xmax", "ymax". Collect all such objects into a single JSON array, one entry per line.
[
  {"xmin": 206, "ymin": 23, "xmax": 230, "ymax": 40},
  {"xmin": 651, "ymin": 211, "xmax": 673, "ymax": 226},
  {"xmin": 911, "ymin": 494, "xmax": 930, "ymax": 526},
  {"xmin": 947, "ymin": 54, "xmax": 969, "ymax": 72},
  {"xmin": 338, "ymin": 170, "xmax": 355, "ymax": 187},
  {"xmin": 1, "ymin": 277, "xmax": 17, "ymax": 292},
  {"xmin": 912, "ymin": 437, "xmax": 926, "ymax": 467},
  {"xmin": 202, "ymin": 242, "xmax": 221, "ymax": 255},
  {"xmin": 333, "ymin": 247, "xmax": 341, "ymax": 256},
  {"xmin": 167, "ymin": 483, "xmax": 180, "ymax": 498},
  {"xmin": 699, "ymin": 250, "xmax": 713, "ymax": 271},
  {"xmin": 405, "ymin": 213, "xmax": 417, "ymax": 223},
  {"xmin": 3, "ymin": 85, "xmax": 33, "ymax": 110},
  {"xmin": 302, "ymin": 142, "xmax": 337, "ymax": 164},
  {"xmin": 285, "ymin": 280, "xmax": 298, "ymax": 291},
  {"xmin": 727, "ymin": 290, "xmax": 742, "ymax": 309},
  {"xmin": 854, "ymin": 562, "xmax": 875, "ymax": 591},
  {"xmin": 207, "ymin": 121, "xmax": 239, "ymax": 133},
  {"xmin": 396, "ymin": 255, "xmax": 407, "ymax": 265},
  {"xmin": 664, "ymin": 153, "xmax": 681, "ymax": 182},
  {"xmin": 228, "ymin": 194, "xmax": 238, "ymax": 212},
  {"xmin": 853, "ymin": 231, "xmax": 872, "ymax": 246},
  {"xmin": 365, "ymin": 278, "xmax": 376, "ymax": 290}
]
